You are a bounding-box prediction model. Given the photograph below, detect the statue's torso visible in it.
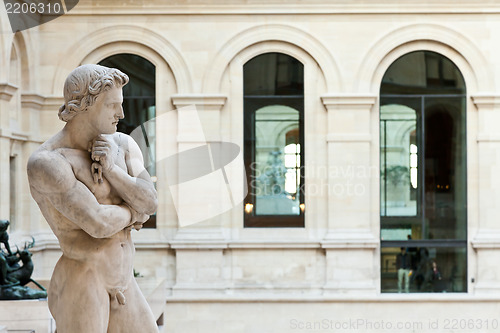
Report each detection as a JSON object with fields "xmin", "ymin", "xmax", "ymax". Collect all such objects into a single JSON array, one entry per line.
[{"xmin": 30, "ymin": 133, "xmax": 134, "ymax": 289}]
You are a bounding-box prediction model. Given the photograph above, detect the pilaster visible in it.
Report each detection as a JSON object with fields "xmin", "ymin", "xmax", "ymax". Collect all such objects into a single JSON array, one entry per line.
[
  {"xmin": 170, "ymin": 95, "xmax": 230, "ymax": 294},
  {"xmin": 320, "ymin": 94, "xmax": 378, "ymax": 294},
  {"xmin": 471, "ymin": 94, "xmax": 500, "ymax": 293}
]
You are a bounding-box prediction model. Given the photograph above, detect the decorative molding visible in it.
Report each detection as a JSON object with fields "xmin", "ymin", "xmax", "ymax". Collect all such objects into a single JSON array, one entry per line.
[
  {"xmin": 133, "ymin": 239, "xmax": 171, "ymax": 250},
  {"xmin": 166, "ymin": 293, "xmax": 500, "ymax": 303},
  {"xmin": 321, "ymin": 95, "xmax": 377, "ymax": 110},
  {"xmin": 0, "ymin": 83, "xmax": 18, "ymax": 101},
  {"xmin": 170, "ymin": 241, "xmax": 229, "ymax": 250},
  {"xmin": 0, "ymin": 128, "xmax": 36, "ymax": 142},
  {"xmin": 323, "ymin": 282, "xmax": 376, "ymax": 292},
  {"xmin": 68, "ymin": 4, "xmax": 500, "ymax": 15},
  {"xmin": 471, "ymin": 94, "xmax": 500, "ymax": 108},
  {"xmin": 228, "ymin": 240, "xmax": 321, "ymax": 249},
  {"xmin": 21, "ymin": 93, "xmax": 45, "ymax": 109},
  {"xmin": 322, "ymin": 229, "xmax": 378, "ymax": 249},
  {"xmin": 203, "ymin": 24, "xmax": 340, "ymax": 93},
  {"xmin": 54, "ymin": 25, "xmax": 192, "ymax": 94},
  {"xmin": 171, "ymin": 94, "xmax": 227, "ymax": 110},
  {"xmin": 43, "ymin": 96, "xmax": 64, "ymax": 108},
  {"xmin": 471, "ymin": 230, "xmax": 500, "ymax": 249},
  {"xmin": 358, "ymin": 24, "xmax": 488, "ymax": 92},
  {"xmin": 476, "ymin": 134, "xmax": 500, "ymax": 142}
]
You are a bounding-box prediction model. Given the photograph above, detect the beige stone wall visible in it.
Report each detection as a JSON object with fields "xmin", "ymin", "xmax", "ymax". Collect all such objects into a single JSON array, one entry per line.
[{"xmin": 2, "ymin": 0, "xmax": 500, "ymax": 330}]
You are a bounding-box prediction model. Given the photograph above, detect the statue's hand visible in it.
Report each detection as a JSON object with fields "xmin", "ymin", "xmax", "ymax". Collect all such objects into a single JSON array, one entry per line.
[
  {"xmin": 89, "ymin": 135, "xmax": 114, "ymax": 172},
  {"xmin": 123, "ymin": 203, "xmax": 149, "ymax": 230}
]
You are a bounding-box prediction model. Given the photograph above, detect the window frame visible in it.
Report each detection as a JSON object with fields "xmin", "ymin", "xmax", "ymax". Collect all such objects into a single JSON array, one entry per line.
[
  {"xmin": 243, "ymin": 53, "xmax": 305, "ymax": 228},
  {"xmin": 379, "ymin": 51, "xmax": 468, "ymax": 293}
]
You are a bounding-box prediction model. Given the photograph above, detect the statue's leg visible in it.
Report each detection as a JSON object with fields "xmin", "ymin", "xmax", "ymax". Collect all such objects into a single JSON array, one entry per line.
[
  {"xmin": 108, "ymin": 278, "xmax": 157, "ymax": 333},
  {"xmin": 49, "ymin": 257, "xmax": 110, "ymax": 333}
]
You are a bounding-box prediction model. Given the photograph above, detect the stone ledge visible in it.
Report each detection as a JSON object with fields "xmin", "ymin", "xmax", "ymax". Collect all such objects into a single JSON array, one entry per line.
[
  {"xmin": 471, "ymin": 94, "xmax": 500, "ymax": 108},
  {"xmin": 165, "ymin": 293, "xmax": 500, "ymax": 303},
  {"xmin": 0, "ymin": 83, "xmax": 18, "ymax": 101},
  {"xmin": 67, "ymin": 3, "xmax": 500, "ymax": 15},
  {"xmin": 321, "ymin": 94, "xmax": 377, "ymax": 109},
  {"xmin": 171, "ymin": 94, "xmax": 227, "ymax": 109},
  {"xmin": 21, "ymin": 93, "xmax": 45, "ymax": 109},
  {"xmin": 471, "ymin": 230, "xmax": 500, "ymax": 249}
]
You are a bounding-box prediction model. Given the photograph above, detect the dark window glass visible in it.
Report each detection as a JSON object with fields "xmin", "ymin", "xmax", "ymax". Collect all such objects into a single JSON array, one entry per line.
[
  {"xmin": 380, "ymin": 51, "xmax": 466, "ymax": 292},
  {"xmin": 244, "ymin": 53, "xmax": 304, "ymax": 227},
  {"xmin": 99, "ymin": 54, "xmax": 157, "ymax": 228}
]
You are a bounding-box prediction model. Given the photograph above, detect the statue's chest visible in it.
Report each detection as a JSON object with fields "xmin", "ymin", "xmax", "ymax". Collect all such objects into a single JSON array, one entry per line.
[{"xmin": 58, "ymin": 146, "xmax": 127, "ymax": 204}]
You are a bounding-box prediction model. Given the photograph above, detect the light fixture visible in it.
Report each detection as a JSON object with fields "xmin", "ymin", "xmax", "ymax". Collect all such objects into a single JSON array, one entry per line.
[
  {"xmin": 299, "ymin": 203, "xmax": 305, "ymax": 213},
  {"xmin": 245, "ymin": 203, "xmax": 254, "ymax": 214}
]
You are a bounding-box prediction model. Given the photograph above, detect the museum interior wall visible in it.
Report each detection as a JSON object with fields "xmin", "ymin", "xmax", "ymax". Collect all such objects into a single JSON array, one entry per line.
[{"xmin": 2, "ymin": 0, "xmax": 500, "ymax": 331}]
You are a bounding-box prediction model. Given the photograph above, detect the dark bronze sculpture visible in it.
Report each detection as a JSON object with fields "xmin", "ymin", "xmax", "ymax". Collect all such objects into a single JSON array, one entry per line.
[{"xmin": 0, "ymin": 220, "xmax": 47, "ymax": 300}]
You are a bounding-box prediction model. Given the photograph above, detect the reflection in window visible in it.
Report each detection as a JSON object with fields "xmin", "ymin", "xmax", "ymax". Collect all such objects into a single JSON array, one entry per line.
[
  {"xmin": 244, "ymin": 53, "xmax": 304, "ymax": 227},
  {"xmin": 381, "ymin": 247, "xmax": 466, "ymax": 293},
  {"xmin": 99, "ymin": 54, "xmax": 157, "ymax": 228},
  {"xmin": 380, "ymin": 51, "xmax": 466, "ymax": 292}
]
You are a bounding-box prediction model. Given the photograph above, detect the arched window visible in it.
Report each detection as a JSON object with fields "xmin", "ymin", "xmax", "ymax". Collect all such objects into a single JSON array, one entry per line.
[
  {"xmin": 99, "ymin": 54, "xmax": 157, "ymax": 228},
  {"xmin": 243, "ymin": 53, "xmax": 304, "ymax": 227},
  {"xmin": 380, "ymin": 51, "xmax": 467, "ymax": 293}
]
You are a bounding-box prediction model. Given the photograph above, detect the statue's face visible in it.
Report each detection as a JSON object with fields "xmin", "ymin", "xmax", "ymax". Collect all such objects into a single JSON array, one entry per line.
[{"xmin": 87, "ymin": 86, "xmax": 124, "ymax": 134}]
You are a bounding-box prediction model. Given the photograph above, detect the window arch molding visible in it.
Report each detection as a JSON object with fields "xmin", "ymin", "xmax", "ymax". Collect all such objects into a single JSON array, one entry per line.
[
  {"xmin": 357, "ymin": 24, "xmax": 488, "ymax": 93},
  {"xmin": 8, "ymin": 33, "xmax": 32, "ymax": 91},
  {"xmin": 203, "ymin": 24, "xmax": 340, "ymax": 93},
  {"xmin": 82, "ymin": 41, "xmax": 164, "ymax": 68},
  {"xmin": 52, "ymin": 25, "xmax": 191, "ymax": 95}
]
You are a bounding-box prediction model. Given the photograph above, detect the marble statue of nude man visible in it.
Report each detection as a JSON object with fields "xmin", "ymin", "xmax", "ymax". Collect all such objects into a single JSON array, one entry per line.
[{"xmin": 27, "ymin": 64, "xmax": 158, "ymax": 332}]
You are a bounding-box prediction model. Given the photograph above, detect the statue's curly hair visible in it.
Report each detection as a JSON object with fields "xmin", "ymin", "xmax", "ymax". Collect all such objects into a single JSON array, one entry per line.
[{"xmin": 58, "ymin": 64, "xmax": 129, "ymax": 122}]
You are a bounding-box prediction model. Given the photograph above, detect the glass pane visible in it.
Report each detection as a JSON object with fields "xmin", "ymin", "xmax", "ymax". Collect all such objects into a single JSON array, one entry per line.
[
  {"xmin": 424, "ymin": 96, "xmax": 467, "ymax": 240},
  {"xmin": 381, "ymin": 51, "xmax": 465, "ymax": 95},
  {"xmin": 381, "ymin": 246, "xmax": 467, "ymax": 293},
  {"xmin": 244, "ymin": 53, "xmax": 304, "ymax": 96},
  {"xmin": 380, "ymin": 98, "xmax": 420, "ymax": 218},
  {"xmin": 253, "ymin": 105, "xmax": 300, "ymax": 215}
]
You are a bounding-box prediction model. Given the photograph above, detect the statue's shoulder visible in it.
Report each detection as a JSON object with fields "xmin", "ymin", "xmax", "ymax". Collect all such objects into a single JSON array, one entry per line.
[
  {"xmin": 108, "ymin": 132, "xmax": 137, "ymax": 153},
  {"xmin": 27, "ymin": 147, "xmax": 74, "ymax": 192},
  {"xmin": 108, "ymin": 132, "xmax": 132, "ymax": 144}
]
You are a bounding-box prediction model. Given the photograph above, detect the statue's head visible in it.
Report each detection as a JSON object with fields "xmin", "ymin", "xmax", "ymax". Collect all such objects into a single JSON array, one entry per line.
[{"xmin": 58, "ymin": 64, "xmax": 129, "ymax": 122}]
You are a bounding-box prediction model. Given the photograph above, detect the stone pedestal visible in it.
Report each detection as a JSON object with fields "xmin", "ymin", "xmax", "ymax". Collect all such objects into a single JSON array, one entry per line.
[{"xmin": 0, "ymin": 299, "xmax": 54, "ymax": 333}]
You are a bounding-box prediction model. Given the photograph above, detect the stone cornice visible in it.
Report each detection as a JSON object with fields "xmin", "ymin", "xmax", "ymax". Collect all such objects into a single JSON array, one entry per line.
[
  {"xmin": 471, "ymin": 94, "xmax": 500, "ymax": 108},
  {"xmin": 321, "ymin": 94, "xmax": 377, "ymax": 110},
  {"xmin": 67, "ymin": 2, "xmax": 500, "ymax": 15},
  {"xmin": 321, "ymin": 229, "xmax": 379, "ymax": 249},
  {"xmin": 171, "ymin": 94, "xmax": 227, "ymax": 110},
  {"xmin": 43, "ymin": 96, "xmax": 64, "ymax": 108},
  {"xmin": 471, "ymin": 230, "xmax": 500, "ymax": 249},
  {"xmin": 0, "ymin": 83, "xmax": 18, "ymax": 101},
  {"xmin": 21, "ymin": 93, "xmax": 45, "ymax": 109}
]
